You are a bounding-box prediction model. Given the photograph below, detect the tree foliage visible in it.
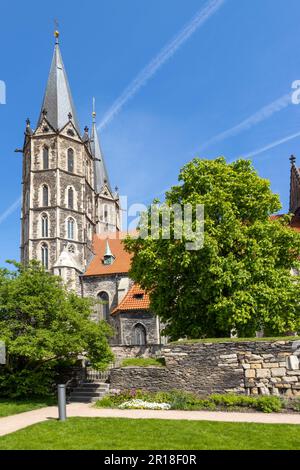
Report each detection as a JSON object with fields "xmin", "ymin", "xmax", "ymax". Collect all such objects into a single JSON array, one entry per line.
[
  {"xmin": 125, "ymin": 157, "xmax": 300, "ymax": 340},
  {"xmin": 0, "ymin": 261, "xmax": 113, "ymax": 397}
]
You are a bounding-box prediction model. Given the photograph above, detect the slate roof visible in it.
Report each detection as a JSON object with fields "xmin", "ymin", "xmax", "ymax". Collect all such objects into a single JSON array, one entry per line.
[
  {"xmin": 90, "ymin": 109, "xmax": 111, "ymax": 193},
  {"xmin": 37, "ymin": 40, "xmax": 80, "ymax": 133}
]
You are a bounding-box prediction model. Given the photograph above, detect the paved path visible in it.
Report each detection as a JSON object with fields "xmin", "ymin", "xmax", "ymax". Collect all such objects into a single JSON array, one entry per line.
[{"xmin": 1, "ymin": 403, "xmax": 300, "ymax": 437}]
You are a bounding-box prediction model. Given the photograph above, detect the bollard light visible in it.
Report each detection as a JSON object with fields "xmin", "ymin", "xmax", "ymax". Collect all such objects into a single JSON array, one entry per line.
[{"xmin": 57, "ymin": 384, "xmax": 67, "ymax": 421}]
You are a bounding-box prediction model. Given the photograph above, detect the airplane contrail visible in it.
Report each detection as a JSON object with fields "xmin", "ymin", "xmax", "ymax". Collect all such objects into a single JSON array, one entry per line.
[
  {"xmin": 98, "ymin": 0, "xmax": 225, "ymax": 131},
  {"xmin": 236, "ymin": 130, "xmax": 300, "ymax": 160},
  {"xmin": 0, "ymin": 196, "xmax": 21, "ymax": 225},
  {"xmin": 199, "ymin": 93, "xmax": 292, "ymax": 151}
]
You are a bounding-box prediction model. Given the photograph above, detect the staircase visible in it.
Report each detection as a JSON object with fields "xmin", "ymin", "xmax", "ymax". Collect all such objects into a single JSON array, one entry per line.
[{"xmin": 69, "ymin": 381, "xmax": 110, "ymax": 403}]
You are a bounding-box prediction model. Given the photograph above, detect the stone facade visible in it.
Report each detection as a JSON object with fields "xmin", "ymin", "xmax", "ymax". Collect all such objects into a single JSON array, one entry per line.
[
  {"xmin": 19, "ymin": 36, "xmax": 159, "ymax": 348},
  {"xmin": 113, "ymin": 310, "xmax": 160, "ymax": 346},
  {"xmin": 110, "ymin": 339, "xmax": 300, "ymax": 397}
]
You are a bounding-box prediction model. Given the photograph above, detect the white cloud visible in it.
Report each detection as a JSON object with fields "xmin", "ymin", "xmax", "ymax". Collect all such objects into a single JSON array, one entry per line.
[
  {"xmin": 236, "ymin": 130, "xmax": 300, "ymax": 160},
  {"xmin": 98, "ymin": 0, "xmax": 225, "ymax": 131},
  {"xmin": 199, "ymin": 93, "xmax": 292, "ymax": 151}
]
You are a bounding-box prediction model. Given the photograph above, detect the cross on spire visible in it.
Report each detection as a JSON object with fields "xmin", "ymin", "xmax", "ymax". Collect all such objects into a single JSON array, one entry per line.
[{"xmin": 290, "ymin": 154, "xmax": 296, "ymax": 166}]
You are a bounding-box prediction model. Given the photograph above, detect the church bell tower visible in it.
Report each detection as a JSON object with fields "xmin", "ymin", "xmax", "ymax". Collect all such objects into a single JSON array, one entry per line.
[{"xmin": 20, "ymin": 30, "xmax": 121, "ymax": 289}]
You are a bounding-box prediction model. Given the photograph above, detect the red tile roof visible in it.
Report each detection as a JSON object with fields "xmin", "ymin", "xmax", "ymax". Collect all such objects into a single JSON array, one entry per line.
[
  {"xmin": 83, "ymin": 231, "xmax": 135, "ymax": 276},
  {"xmin": 112, "ymin": 284, "xmax": 150, "ymax": 315}
]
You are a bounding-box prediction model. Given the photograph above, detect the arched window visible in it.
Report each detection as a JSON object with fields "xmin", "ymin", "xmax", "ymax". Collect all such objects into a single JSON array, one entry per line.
[
  {"xmin": 43, "ymin": 146, "xmax": 49, "ymax": 170},
  {"xmin": 67, "ymin": 217, "xmax": 75, "ymax": 240},
  {"xmin": 97, "ymin": 292, "xmax": 109, "ymax": 321},
  {"xmin": 42, "ymin": 185, "xmax": 49, "ymax": 206},
  {"xmin": 133, "ymin": 324, "xmax": 147, "ymax": 345},
  {"xmin": 41, "ymin": 214, "xmax": 48, "ymax": 237},
  {"xmin": 68, "ymin": 148, "xmax": 74, "ymax": 173},
  {"xmin": 68, "ymin": 187, "xmax": 74, "ymax": 209},
  {"xmin": 41, "ymin": 243, "xmax": 49, "ymax": 269}
]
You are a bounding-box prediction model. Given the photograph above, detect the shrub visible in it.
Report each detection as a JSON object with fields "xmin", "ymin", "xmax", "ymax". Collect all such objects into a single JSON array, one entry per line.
[
  {"xmin": 95, "ymin": 389, "xmax": 283, "ymax": 413},
  {"xmin": 255, "ymin": 396, "xmax": 282, "ymax": 413},
  {"xmin": 291, "ymin": 399, "xmax": 300, "ymax": 412},
  {"xmin": 209, "ymin": 394, "xmax": 282, "ymax": 413},
  {"xmin": 0, "ymin": 367, "xmax": 55, "ymax": 399}
]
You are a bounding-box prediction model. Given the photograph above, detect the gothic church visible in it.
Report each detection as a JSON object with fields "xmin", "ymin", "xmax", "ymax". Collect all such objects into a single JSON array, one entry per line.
[{"xmin": 20, "ymin": 31, "xmax": 161, "ymax": 347}]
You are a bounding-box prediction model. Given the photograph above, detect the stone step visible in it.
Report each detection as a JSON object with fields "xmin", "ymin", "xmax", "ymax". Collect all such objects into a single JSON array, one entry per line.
[
  {"xmin": 78, "ymin": 383, "xmax": 109, "ymax": 389},
  {"xmin": 68, "ymin": 396, "xmax": 93, "ymax": 403},
  {"xmin": 74, "ymin": 386, "xmax": 109, "ymax": 393},
  {"xmin": 70, "ymin": 390, "xmax": 107, "ymax": 397},
  {"xmin": 85, "ymin": 380, "xmax": 110, "ymax": 384},
  {"xmin": 69, "ymin": 395, "xmax": 102, "ymax": 403}
]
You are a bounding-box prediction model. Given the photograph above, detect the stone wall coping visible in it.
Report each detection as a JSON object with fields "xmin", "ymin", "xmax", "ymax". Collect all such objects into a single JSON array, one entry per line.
[
  {"xmin": 113, "ymin": 366, "xmax": 166, "ymax": 370},
  {"xmin": 166, "ymin": 340, "xmax": 299, "ymax": 347},
  {"xmin": 112, "ymin": 344, "xmax": 164, "ymax": 348}
]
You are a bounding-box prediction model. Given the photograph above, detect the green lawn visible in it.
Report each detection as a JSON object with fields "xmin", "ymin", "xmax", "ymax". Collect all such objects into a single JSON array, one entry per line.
[
  {"xmin": 121, "ymin": 357, "xmax": 165, "ymax": 367},
  {"xmin": 0, "ymin": 417, "xmax": 300, "ymax": 450},
  {"xmin": 0, "ymin": 398, "xmax": 55, "ymax": 418}
]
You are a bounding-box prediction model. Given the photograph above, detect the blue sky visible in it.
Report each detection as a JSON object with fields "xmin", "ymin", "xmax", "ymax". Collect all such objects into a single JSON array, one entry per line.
[{"xmin": 1, "ymin": 0, "xmax": 300, "ymax": 265}]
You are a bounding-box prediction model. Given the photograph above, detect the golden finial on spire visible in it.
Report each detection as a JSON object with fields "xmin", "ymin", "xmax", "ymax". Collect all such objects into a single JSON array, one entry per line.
[
  {"xmin": 54, "ymin": 19, "xmax": 60, "ymax": 44},
  {"xmin": 92, "ymin": 97, "xmax": 96, "ymax": 121}
]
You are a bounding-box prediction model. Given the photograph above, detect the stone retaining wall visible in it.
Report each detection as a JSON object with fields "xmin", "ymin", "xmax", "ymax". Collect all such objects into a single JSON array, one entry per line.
[{"xmin": 110, "ymin": 340, "xmax": 300, "ymax": 397}]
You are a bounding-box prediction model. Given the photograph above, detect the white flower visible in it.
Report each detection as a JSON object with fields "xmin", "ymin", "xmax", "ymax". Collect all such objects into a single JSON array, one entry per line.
[{"xmin": 118, "ymin": 399, "xmax": 171, "ymax": 410}]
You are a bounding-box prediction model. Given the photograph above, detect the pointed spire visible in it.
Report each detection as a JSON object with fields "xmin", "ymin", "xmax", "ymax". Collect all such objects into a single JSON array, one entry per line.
[
  {"xmin": 103, "ymin": 239, "xmax": 115, "ymax": 265},
  {"xmin": 37, "ymin": 30, "xmax": 80, "ymax": 133},
  {"xmin": 90, "ymin": 98, "xmax": 111, "ymax": 193},
  {"xmin": 104, "ymin": 239, "xmax": 114, "ymax": 257}
]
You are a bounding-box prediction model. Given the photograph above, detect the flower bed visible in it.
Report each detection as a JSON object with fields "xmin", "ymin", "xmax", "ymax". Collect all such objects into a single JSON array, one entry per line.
[
  {"xmin": 94, "ymin": 389, "xmax": 299, "ymax": 413},
  {"xmin": 119, "ymin": 399, "xmax": 171, "ymax": 410}
]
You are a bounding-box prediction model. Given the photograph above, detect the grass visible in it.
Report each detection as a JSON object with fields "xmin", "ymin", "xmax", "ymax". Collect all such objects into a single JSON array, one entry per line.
[
  {"xmin": 0, "ymin": 417, "xmax": 299, "ymax": 450},
  {"xmin": 120, "ymin": 357, "xmax": 166, "ymax": 367},
  {"xmin": 0, "ymin": 398, "xmax": 55, "ymax": 417},
  {"xmin": 171, "ymin": 336, "xmax": 300, "ymax": 345}
]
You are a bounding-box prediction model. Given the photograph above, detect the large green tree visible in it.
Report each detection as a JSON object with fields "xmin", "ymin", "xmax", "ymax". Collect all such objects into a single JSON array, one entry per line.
[
  {"xmin": 0, "ymin": 261, "xmax": 113, "ymax": 397},
  {"xmin": 125, "ymin": 157, "xmax": 300, "ymax": 340}
]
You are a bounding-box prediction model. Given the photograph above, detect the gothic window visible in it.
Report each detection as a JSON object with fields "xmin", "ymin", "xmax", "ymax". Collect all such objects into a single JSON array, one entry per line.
[
  {"xmin": 43, "ymin": 146, "xmax": 49, "ymax": 170},
  {"xmin": 41, "ymin": 214, "xmax": 49, "ymax": 237},
  {"xmin": 42, "ymin": 185, "xmax": 49, "ymax": 206},
  {"xmin": 103, "ymin": 204, "xmax": 108, "ymax": 220},
  {"xmin": 68, "ymin": 187, "xmax": 74, "ymax": 209},
  {"xmin": 41, "ymin": 243, "xmax": 49, "ymax": 269},
  {"xmin": 67, "ymin": 217, "xmax": 75, "ymax": 240},
  {"xmin": 68, "ymin": 148, "xmax": 74, "ymax": 173},
  {"xmin": 133, "ymin": 324, "xmax": 147, "ymax": 346},
  {"xmin": 97, "ymin": 291, "xmax": 109, "ymax": 321}
]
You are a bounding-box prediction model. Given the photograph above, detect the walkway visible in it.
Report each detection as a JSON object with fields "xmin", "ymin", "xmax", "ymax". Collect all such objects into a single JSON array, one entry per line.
[{"xmin": 1, "ymin": 403, "xmax": 300, "ymax": 436}]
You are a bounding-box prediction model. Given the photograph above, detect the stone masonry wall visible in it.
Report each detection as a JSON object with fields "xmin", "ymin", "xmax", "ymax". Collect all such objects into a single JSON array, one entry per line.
[
  {"xmin": 110, "ymin": 339, "xmax": 300, "ymax": 397},
  {"xmin": 111, "ymin": 345, "xmax": 163, "ymax": 365}
]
